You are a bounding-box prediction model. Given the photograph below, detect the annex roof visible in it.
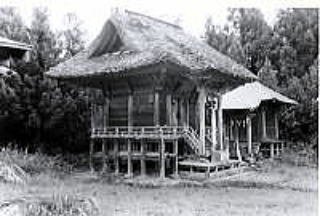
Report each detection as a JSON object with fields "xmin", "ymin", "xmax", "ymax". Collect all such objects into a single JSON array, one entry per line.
[{"xmin": 221, "ymin": 81, "xmax": 298, "ymax": 110}]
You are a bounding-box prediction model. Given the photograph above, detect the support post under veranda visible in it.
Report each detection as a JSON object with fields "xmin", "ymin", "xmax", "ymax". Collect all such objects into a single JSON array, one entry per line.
[
  {"xmin": 127, "ymin": 139, "xmax": 133, "ymax": 177},
  {"xmin": 101, "ymin": 139, "xmax": 107, "ymax": 173},
  {"xmin": 140, "ymin": 139, "xmax": 146, "ymax": 176},
  {"xmin": 89, "ymin": 139, "xmax": 94, "ymax": 173},
  {"xmin": 114, "ymin": 139, "xmax": 119, "ymax": 175},
  {"xmin": 174, "ymin": 139, "xmax": 179, "ymax": 177},
  {"xmin": 160, "ymin": 138, "xmax": 166, "ymax": 179}
]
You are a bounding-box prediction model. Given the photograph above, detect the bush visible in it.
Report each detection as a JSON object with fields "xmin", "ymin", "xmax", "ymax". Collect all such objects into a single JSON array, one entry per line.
[
  {"xmin": 0, "ymin": 146, "xmax": 73, "ymax": 175},
  {"xmin": 0, "ymin": 194, "xmax": 99, "ymax": 216},
  {"xmin": 26, "ymin": 194, "xmax": 99, "ymax": 216}
]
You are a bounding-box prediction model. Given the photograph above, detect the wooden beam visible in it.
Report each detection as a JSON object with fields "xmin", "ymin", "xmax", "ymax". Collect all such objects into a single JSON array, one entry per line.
[
  {"xmin": 154, "ymin": 91, "xmax": 160, "ymax": 126},
  {"xmin": 197, "ymin": 86, "xmax": 206, "ymax": 155},
  {"xmin": 160, "ymin": 138, "xmax": 165, "ymax": 179},
  {"xmin": 89, "ymin": 139, "xmax": 94, "ymax": 173},
  {"xmin": 127, "ymin": 139, "xmax": 133, "ymax": 177},
  {"xmin": 246, "ymin": 114, "xmax": 252, "ymax": 156},
  {"xmin": 114, "ymin": 139, "xmax": 119, "ymax": 175},
  {"xmin": 166, "ymin": 93, "xmax": 172, "ymax": 126},
  {"xmin": 140, "ymin": 139, "xmax": 146, "ymax": 176}
]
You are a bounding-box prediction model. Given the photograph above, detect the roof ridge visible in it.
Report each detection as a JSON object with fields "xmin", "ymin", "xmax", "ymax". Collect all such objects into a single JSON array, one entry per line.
[{"xmin": 123, "ymin": 10, "xmax": 182, "ymax": 29}]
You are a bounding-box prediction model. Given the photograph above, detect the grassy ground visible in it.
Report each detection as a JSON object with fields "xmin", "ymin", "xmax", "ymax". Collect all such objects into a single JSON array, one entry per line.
[{"xmin": 0, "ymin": 161, "xmax": 317, "ymax": 216}]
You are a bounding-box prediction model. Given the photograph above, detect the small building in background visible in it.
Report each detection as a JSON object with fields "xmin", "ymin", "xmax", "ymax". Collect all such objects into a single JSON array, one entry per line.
[
  {"xmin": 221, "ymin": 81, "xmax": 297, "ymax": 160},
  {"xmin": 0, "ymin": 36, "xmax": 32, "ymax": 76}
]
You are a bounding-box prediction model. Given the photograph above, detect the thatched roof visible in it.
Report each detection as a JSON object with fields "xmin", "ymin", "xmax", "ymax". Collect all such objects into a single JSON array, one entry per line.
[
  {"xmin": 47, "ymin": 10, "xmax": 257, "ymax": 81},
  {"xmin": 0, "ymin": 36, "xmax": 32, "ymax": 51},
  {"xmin": 221, "ymin": 81, "xmax": 298, "ymax": 110}
]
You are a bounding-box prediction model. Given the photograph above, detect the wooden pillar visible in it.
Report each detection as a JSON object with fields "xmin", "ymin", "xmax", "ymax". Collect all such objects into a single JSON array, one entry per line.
[
  {"xmin": 174, "ymin": 139, "xmax": 179, "ymax": 177},
  {"xmin": 90, "ymin": 103, "xmax": 95, "ymax": 132},
  {"xmin": 270, "ymin": 143, "xmax": 274, "ymax": 158},
  {"xmin": 160, "ymin": 138, "xmax": 165, "ymax": 179},
  {"xmin": 140, "ymin": 139, "xmax": 146, "ymax": 176},
  {"xmin": 128, "ymin": 94, "xmax": 133, "ymax": 128},
  {"xmin": 235, "ymin": 121, "xmax": 242, "ymax": 162},
  {"xmin": 276, "ymin": 143, "xmax": 280, "ymax": 156},
  {"xmin": 114, "ymin": 139, "xmax": 119, "ymax": 175},
  {"xmin": 197, "ymin": 87, "xmax": 206, "ymax": 155},
  {"xmin": 186, "ymin": 99, "xmax": 190, "ymax": 127},
  {"xmin": 154, "ymin": 91, "xmax": 160, "ymax": 126},
  {"xmin": 89, "ymin": 139, "xmax": 94, "ymax": 173},
  {"xmin": 166, "ymin": 93, "xmax": 172, "ymax": 125},
  {"xmin": 173, "ymin": 99, "xmax": 178, "ymax": 126},
  {"xmin": 261, "ymin": 108, "xmax": 267, "ymax": 139},
  {"xmin": 217, "ymin": 95, "xmax": 224, "ymax": 150},
  {"xmin": 103, "ymin": 97, "xmax": 110, "ymax": 129},
  {"xmin": 179, "ymin": 98, "xmax": 186, "ymax": 126},
  {"xmin": 102, "ymin": 139, "xmax": 107, "ymax": 173},
  {"xmin": 211, "ymin": 106, "xmax": 217, "ymax": 155},
  {"xmin": 274, "ymin": 112, "xmax": 279, "ymax": 139},
  {"xmin": 246, "ymin": 114, "xmax": 252, "ymax": 156},
  {"xmin": 127, "ymin": 139, "xmax": 133, "ymax": 177}
]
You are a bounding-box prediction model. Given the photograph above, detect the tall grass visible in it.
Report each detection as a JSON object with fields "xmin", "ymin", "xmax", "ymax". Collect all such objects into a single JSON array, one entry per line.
[
  {"xmin": 0, "ymin": 146, "xmax": 73, "ymax": 175},
  {"xmin": 25, "ymin": 194, "xmax": 99, "ymax": 216}
]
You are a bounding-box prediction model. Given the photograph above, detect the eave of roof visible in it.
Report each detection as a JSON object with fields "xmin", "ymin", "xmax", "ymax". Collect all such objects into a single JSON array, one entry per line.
[
  {"xmin": 221, "ymin": 81, "xmax": 298, "ymax": 110},
  {"xmin": 0, "ymin": 36, "xmax": 32, "ymax": 51}
]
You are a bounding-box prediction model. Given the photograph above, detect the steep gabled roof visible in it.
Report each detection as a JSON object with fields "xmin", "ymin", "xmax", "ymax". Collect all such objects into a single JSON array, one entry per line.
[
  {"xmin": 0, "ymin": 36, "xmax": 32, "ymax": 51},
  {"xmin": 47, "ymin": 10, "xmax": 257, "ymax": 80},
  {"xmin": 222, "ymin": 81, "xmax": 298, "ymax": 110}
]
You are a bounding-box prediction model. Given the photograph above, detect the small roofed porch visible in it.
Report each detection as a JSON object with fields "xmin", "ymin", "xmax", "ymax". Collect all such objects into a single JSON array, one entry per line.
[{"xmin": 221, "ymin": 82, "xmax": 298, "ymax": 161}]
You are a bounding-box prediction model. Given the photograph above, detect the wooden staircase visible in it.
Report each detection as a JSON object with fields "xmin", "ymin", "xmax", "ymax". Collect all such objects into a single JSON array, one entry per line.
[{"xmin": 181, "ymin": 127, "xmax": 201, "ymax": 155}]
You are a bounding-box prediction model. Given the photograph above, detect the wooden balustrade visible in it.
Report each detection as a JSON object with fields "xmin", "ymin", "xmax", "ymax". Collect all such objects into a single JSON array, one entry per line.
[{"xmin": 91, "ymin": 126, "xmax": 190, "ymax": 139}]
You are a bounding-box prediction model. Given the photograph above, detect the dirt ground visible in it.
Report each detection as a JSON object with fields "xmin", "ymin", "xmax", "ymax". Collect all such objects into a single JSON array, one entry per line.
[{"xmin": 0, "ymin": 163, "xmax": 317, "ymax": 216}]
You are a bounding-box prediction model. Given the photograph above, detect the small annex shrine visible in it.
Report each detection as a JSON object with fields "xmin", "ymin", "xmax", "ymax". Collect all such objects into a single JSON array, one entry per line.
[
  {"xmin": 221, "ymin": 81, "xmax": 297, "ymax": 161},
  {"xmin": 47, "ymin": 10, "xmax": 294, "ymax": 178}
]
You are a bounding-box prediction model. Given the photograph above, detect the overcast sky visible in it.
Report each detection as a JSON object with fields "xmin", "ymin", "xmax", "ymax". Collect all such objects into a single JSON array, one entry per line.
[{"xmin": 0, "ymin": 0, "xmax": 319, "ymax": 44}]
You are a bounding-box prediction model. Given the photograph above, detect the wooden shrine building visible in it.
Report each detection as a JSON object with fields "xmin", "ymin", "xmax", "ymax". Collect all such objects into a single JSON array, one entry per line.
[
  {"xmin": 221, "ymin": 82, "xmax": 297, "ymax": 160},
  {"xmin": 47, "ymin": 10, "xmax": 264, "ymax": 178},
  {"xmin": 0, "ymin": 36, "xmax": 31, "ymax": 74}
]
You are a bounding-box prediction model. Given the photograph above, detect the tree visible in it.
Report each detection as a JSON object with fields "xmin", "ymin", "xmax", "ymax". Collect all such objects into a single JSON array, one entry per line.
[
  {"xmin": 0, "ymin": 7, "xmax": 89, "ymax": 152},
  {"xmin": 205, "ymin": 17, "xmax": 246, "ymax": 65},
  {"xmin": 271, "ymin": 9, "xmax": 318, "ymax": 85},
  {"xmin": 257, "ymin": 57, "xmax": 279, "ymax": 90},
  {"xmin": 59, "ymin": 13, "xmax": 85, "ymax": 58},
  {"xmin": 29, "ymin": 7, "xmax": 62, "ymax": 70},
  {"xmin": 281, "ymin": 58, "xmax": 318, "ymax": 143},
  {"xmin": 0, "ymin": 7, "xmax": 29, "ymax": 42}
]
